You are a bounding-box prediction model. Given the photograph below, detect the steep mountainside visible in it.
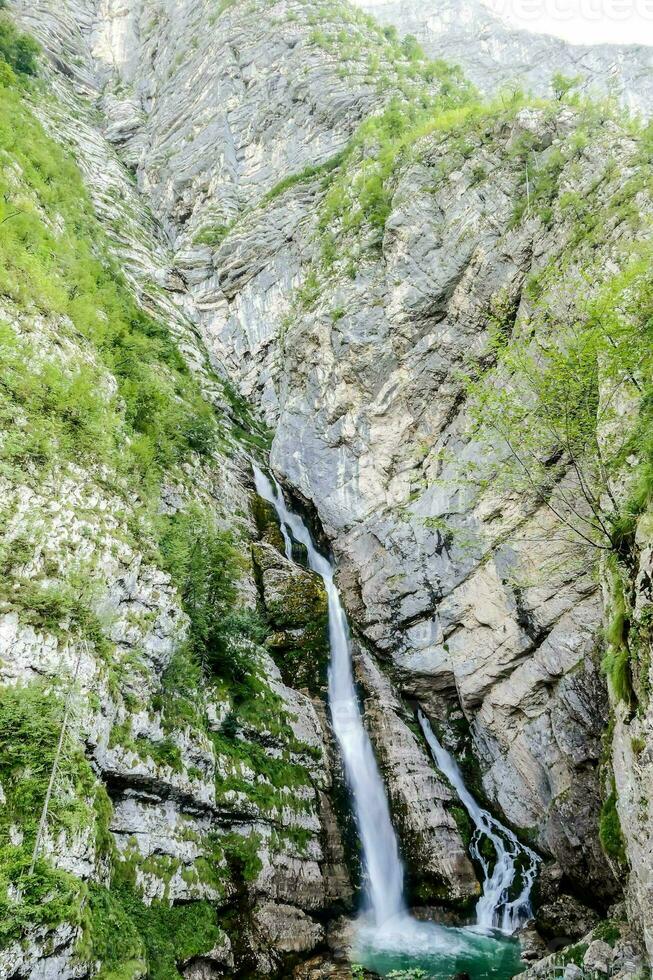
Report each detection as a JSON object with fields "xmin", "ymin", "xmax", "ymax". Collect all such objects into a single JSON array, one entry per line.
[
  {"xmin": 352, "ymin": 0, "xmax": 653, "ymax": 115},
  {"xmin": 1, "ymin": 1, "xmax": 653, "ymax": 978},
  {"xmin": 0, "ymin": 21, "xmax": 353, "ymax": 978}
]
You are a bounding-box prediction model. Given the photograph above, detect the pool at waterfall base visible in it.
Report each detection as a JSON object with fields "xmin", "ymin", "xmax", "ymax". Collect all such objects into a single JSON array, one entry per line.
[{"xmin": 353, "ymin": 915, "xmax": 523, "ymax": 978}]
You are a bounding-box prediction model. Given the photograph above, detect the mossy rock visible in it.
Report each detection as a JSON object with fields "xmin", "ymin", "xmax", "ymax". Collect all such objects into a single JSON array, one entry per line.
[
  {"xmin": 251, "ymin": 496, "xmax": 286, "ymax": 552},
  {"xmin": 252, "ymin": 543, "xmax": 330, "ymax": 693}
]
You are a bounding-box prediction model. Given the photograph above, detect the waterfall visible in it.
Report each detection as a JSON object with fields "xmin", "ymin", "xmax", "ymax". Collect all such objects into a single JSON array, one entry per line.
[
  {"xmin": 253, "ymin": 465, "xmax": 405, "ymax": 926},
  {"xmin": 253, "ymin": 462, "xmax": 539, "ymax": 966},
  {"xmin": 417, "ymin": 709, "xmax": 540, "ymax": 934}
]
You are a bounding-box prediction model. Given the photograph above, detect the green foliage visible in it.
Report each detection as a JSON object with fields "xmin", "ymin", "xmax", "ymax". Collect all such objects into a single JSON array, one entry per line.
[
  {"xmin": 158, "ymin": 644, "xmax": 206, "ymax": 732},
  {"xmin": 211, "ymin": 727, "xmax": 313, "ymax": 812},
  {"xmin": 296, "ymin": 268, "xmax": 322, "ymax": 309},
  {"xmin": 1, "ymin": 573, "xmax": 110, "ymax": 652},
  {"xmin": 83, "ymin": 885, "xmax": 223, "ymax": 980},
  {"xmin": 555, "ymin": 942, "xmax": 589, "ymax": 968},
  {"xmin": 318, "ymin": 87, "xmax": 475, "ymax": 244},
  {"xmin": 551, "ymin": 71, "xmax": 582, "ymax": 101},
  {"xmin": 0, "ymin": 75, "xmax": 266, "ymax": 958},
  {"xmin": 602, "ymin": 562, "xmax": 634, "ymax": 706},
  {"xmin": 193, "ymin": 222, "xmax": 232, "ymax": 247},
  {"xmin": 0, "ymin": 13, "xmax": 39, "ymax": 76},
  {"xmin": 464, "ymin": 239, "xmax": 653, "ymax": 559},
  {"xmin": 221, "ymin": 831, "xmax": 263, "ymax": 883},
  {"xmin": 261, "ymin": 150, "xmax": 347, "ymax": 205},
  {"xmin": 0, "ymin": 81, "xmax": 219, "ymax": 499},
  {"xmin": 80, "ymin": 886, "xmax": 145, "ymax": 980},
  {"xmin": 592, "ymin": 919, "xmax": 622, "ymax": 946},
  {"xmin": 213, "ymin": 0, "xmax": 238, "ymax": 17},
  {"xmin": 631, "ymin": 735, "xmax": 646, "ymax": 755},
  {"xmin": 108, "ymin": 716, "xmax": 184, "ymax": 772},
  {"xmin": 305, "ymin": 0, "xmax": 472, "ymax": 104},
  {"xmin": 512, "ymin": 145, "xmax": 566, "ymax": 227},
  {"xmin": 134, "ymin": 736, "xmax": 183, "ymax": 772},
  {"xmin": 599, "ymin": 784, "xmax": 628, "ymax": 866},
  {"xmin": 449, "ymin": 805, "xmax": 473, "ymax": 849},
  {"xmin": 603, "ymin": 644, "xmax": 633, "ymax": 707},
  {"xmin": 0, "ymin": 322, "xmax": 119, "ymax": 475},
  {"xmin": 0, "ymin": 683, "xmax": 106, "ymax": 946},
  {"xmin": 157, "ymin": 505, "xmax": 257, "ymax": 683}
]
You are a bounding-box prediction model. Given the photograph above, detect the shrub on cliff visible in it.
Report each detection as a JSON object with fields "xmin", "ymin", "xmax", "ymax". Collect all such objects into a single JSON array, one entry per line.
[{"xmin": 0, "ymin": 14, "xmax": 39, "ymax": 76}]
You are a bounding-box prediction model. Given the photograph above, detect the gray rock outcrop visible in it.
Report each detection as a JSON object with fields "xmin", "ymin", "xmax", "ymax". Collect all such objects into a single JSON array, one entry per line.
[{"xmin": 352, "ymin": 0, "xmax": 653, "ymax": 115}]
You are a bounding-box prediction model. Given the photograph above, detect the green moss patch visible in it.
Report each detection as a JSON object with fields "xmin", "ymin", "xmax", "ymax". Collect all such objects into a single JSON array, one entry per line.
[
  {"xmin": 599, "ymin": 784, "xmax": 628, "ymax": 867},
  {"xmin": 82, "ymin": 885, "xmax": 226, "ymax": 980}
]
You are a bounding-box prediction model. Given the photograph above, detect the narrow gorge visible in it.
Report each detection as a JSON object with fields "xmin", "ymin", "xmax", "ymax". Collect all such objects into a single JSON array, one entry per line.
[{"xmin": 0, "ymin": 0, "xmax": 652, "ymax": 978}]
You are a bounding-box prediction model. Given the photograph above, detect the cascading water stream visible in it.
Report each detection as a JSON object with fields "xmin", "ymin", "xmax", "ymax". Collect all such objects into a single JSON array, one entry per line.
[
  {"xmin": 253, "ymin": 465, "xmax": 405, "ymax": 926},
  {"xmin": 253, "ymin": 464, "xmax": 532, "ymax": 977},
  {"xmin": 417, "ymin": 709, "xmax": 540, "ymax": 934}
]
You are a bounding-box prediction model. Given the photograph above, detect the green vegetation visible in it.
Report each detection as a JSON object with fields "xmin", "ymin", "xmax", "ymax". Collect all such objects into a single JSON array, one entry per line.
[
  {"xmin": 83, "ymin": 885, "xmax": 225, "ymax": 980},
  {"xmin": 0, "ymin": 572, "xmax": 111, "ymax": 652},
  {"xmin": 4, "ymin": 0, "xmax": 650, "ymax": 970},
  {"xmin": 454, "ymin": 107, "xmax": 653, "ymax": 710},
  {"xmin": 449, "ymin": 804, "xmax": 474, "ymax": 850},
  {"xmin": 158, "ymin": 505, "xmax": 247, "ymax": 680},
  {"xmin": 0, "ymin": 11, "xmax": 39, "ymax": 77},
  {"xmin": 0, "ymin": 683, "xmax": 109, "ymax": 946},
  {"xmin": 602, "ymin": 562, "xmax": 634, "ymax": 707},
  {"xmin": 221, "ymin": 831, "xmax": 263, "ymax": 883},
  {"xmin": 212, "ymin": 726, "xmax": 313, "ymax": 813},
  {"xmin": 631, "ymin": 735, "xmax": 646, "ymax": 755},
  {"xmin": 251, "ymin": 540, "xmax": 330, "ymax": 694},
  {"xmin": 0, "ymin": 23, "xmax": 284, "ymax": 960},
  {"xmin": 599, "ymin": 783, "xmax": 628, "ymax": 867},
  {"xmin": 261, "ymin": 150, "xmax": 347, "ymax": 206},
  {"xmin": 464, "ymin": 175, "xmax": 652, "ymax": 562},
  {"xmin": 201, "ymin": 0, "xmax": 478, "ymax": 304},
  {"xmin": 305, "ymin": 0, "xmax": 469, "ymax": 100},
  {"xmin": 108, "ymin": 718, "xmax": 184, "ymax": 772},
  {"xmin": 0, "ymin": 63, "xmax": 225, "ymax": 511},
  {"xmin": 554, "ymin": 941, "xmax": 590, "ymax": 969},
  {"xmin": 157, "ymin": 644, "xmax": 207, "ymax": 732},
  {"xmin": 592, "ymin": 919, "xmax": 622, "ymax": 947},
  {"xmin": 316, "ymin": 81, "xmax": 475, "ymax": 248},
  {"xmin": 192, "ymin": 221, "xmax": 232, "ymax": 247}
]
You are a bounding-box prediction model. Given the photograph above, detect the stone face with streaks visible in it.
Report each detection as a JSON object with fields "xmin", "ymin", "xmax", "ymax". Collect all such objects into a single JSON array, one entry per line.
[
  {"xmin": 350, "ymin": 0, "xmax": 653, "ymax": 116},
  {"xmin": 356, "ymin": 648, "xmax": 479, "ymax": 903}
]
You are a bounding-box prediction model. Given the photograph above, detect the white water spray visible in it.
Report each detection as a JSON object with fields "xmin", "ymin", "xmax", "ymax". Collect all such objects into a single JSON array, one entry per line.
[
  {"xmin": 417, "ymin": 709, "xmax": 540, "ymax": 933},
  {"xmin": 253, "ymin": 462, "xmax": 539, "ymax": 961},
  {"xmin": 253, "ymin": 465, "xmax": 405, "ymax": 926}
]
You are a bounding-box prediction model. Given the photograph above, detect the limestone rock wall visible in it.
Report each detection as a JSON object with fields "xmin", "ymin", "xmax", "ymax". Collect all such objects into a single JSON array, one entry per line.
[
  {"xmin": 351, "ymin": 0, "xmax": 653, "ymax": 116},
  {"xmin": 3, "ymin": 0, "xmax": 653, "ymax": 971}
]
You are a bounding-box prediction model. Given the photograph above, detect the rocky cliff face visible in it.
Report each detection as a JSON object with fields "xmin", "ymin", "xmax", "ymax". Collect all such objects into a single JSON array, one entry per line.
[
  {"xmin": 0, "ymin": 16, "xmax": 356, "ymax": 970},
  {"xmin": 2, "ymin": 0, "xmax": 653, "ymax": 977},
  {"xmin": 352, "ymin": 0, "xmax": 653, "ymax": 116}
]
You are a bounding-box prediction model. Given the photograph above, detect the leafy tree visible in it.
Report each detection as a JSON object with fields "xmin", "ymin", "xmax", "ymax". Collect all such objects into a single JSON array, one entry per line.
[
  {"xmin": 0, "ymin": 14, "xmax": 39, "ymax": 76},
  {"xmin": 464, "ymin": 247, "xmax": 653, "ymax": 557},
  {"xmin": 158, "ymin": 505, "xmax": 262, "ymax": 684},
  {"xmin": 551, "ymin": 71, "xmax": 582, "ymax": 101}
]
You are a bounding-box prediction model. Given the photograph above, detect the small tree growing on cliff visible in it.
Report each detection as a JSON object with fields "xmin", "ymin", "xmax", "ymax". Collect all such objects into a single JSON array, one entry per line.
[{"xmin": 462, "ymin": 245, "xmax": 653, "ymax": 559}]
